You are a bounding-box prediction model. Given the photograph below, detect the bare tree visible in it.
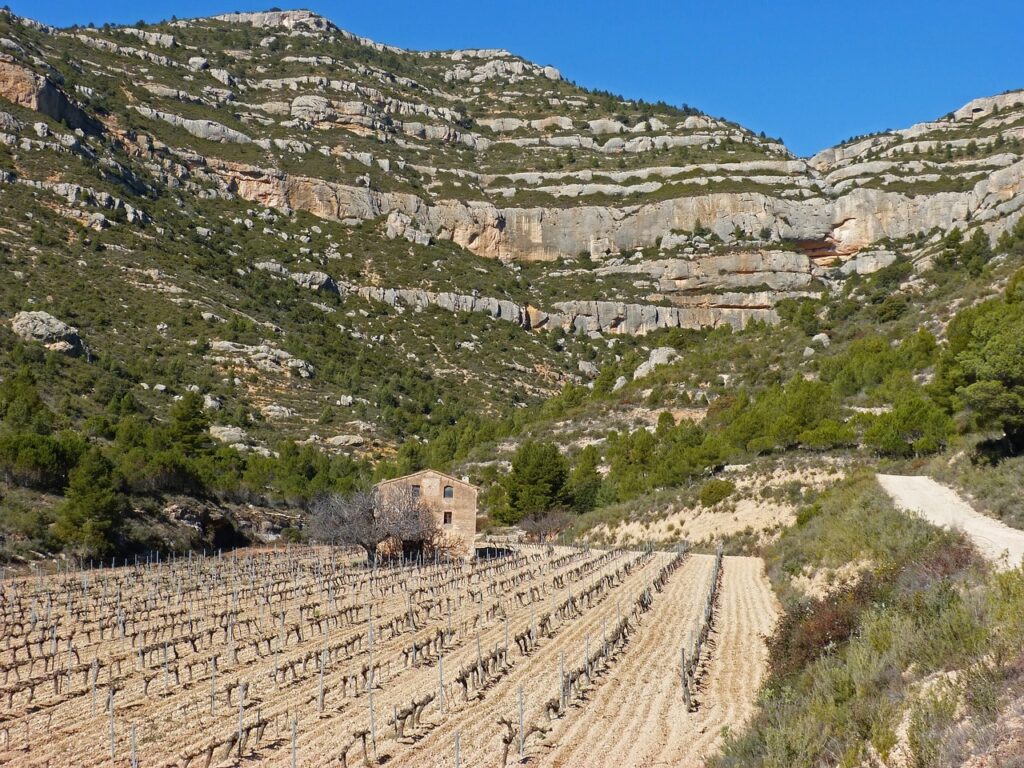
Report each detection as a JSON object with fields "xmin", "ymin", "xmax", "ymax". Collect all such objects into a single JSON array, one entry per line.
[
  {"xmin": 376, "ymin": 486, "xmax": 440, "ymax": 561},
  {"xmin": 308, "ymin": 487, "xmax": 442, "ymax": 562},
  {"xmin": 308, "ymin": 490, "xmax": 388, "ymax": 562},
  {"xmin": 520, "ymin": 512, "xmax": 573, "ymax": 543}
]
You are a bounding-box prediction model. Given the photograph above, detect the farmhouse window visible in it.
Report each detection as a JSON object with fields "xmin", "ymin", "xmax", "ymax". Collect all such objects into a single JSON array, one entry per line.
[
  {"xmin": 443, "ymin": 485, "xmax": 454, "ymax": 499},
  {"xmin": 444, "ymin": 510, "xmax": 453, "ymax": 525},
  {"xmin": 411, "ymin": 484, "xmax": 421, "ymax": 498}
]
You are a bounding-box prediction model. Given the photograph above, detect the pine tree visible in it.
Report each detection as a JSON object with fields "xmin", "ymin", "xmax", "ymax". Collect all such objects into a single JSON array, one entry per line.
[
  {"xmin": 567, "ymin": 446, "xmax": 602, "ymax": 514},
  {"xmin": 55, "ymin": 448, "xmax": 126, "ymax": 556},
  {"xmin": 502, "ymin": 441, "xmax": 569, "ymax": 521},
  {"xmin": 167, "ymin": 392, "xmax": 211, "ymax": 456}
]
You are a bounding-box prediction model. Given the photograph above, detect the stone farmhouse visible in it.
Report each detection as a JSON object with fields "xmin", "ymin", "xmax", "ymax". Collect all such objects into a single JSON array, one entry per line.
[{"xmin": 375, "ymin": 469, "xmax": 478, "ymax": 557}]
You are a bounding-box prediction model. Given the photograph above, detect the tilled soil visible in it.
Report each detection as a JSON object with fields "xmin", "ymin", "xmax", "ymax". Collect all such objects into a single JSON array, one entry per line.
[
  {"xmin": 0, "ymin": 546, "xmax": 776, "ymax": 767},
  {"xmin": 536, "ymin": 556, "xmax": 777, "ymax": 768}
]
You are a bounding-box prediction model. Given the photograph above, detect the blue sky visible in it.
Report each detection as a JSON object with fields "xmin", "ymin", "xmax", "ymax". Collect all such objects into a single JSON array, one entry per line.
[{"xmin": 13, "ymin": 0, "xmax": 1024, "ymax": 156}]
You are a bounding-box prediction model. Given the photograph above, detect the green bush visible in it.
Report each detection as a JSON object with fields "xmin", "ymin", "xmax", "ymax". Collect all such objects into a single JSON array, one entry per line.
[
  {"xmin": 567, "ymin": 446, "xmax": 602, "ymax": 513},
  {"xmin": 698, "ymin": 478, "xmax": 735, "ymax": 507},
  {"xmin": 819, "ymin": 333, "xmax": 937, "ymax": 398},
  {"xmin": 938, "ymin": 291, "xmax": 1024, "ymax": 450},
  {"xmin": 863, "ymin": 392, "xmax": 954, "ymax": 457},
  {"xmin": 718, "ymin": 377, "xmax": 842, "ymax": 453},
  {"xmin": 0, "ymin": 432, "xmax": 65, "ymax": 489}
]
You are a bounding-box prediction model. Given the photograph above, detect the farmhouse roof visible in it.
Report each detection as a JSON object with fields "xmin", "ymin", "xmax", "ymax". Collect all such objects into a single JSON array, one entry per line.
[{"xmin": 376, "ymin": 468, "xmax": 477, "ymax": 489}]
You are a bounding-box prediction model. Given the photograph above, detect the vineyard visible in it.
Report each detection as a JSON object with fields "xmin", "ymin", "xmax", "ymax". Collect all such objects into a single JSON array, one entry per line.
[{"xmin": 0, "ymin": 545, "xmax": 777, "ymax": 767}]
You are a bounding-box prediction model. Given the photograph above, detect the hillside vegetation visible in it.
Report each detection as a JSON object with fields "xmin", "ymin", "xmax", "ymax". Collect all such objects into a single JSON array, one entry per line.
[
  {"xmin": 0, "ymin": 6, "xmax": 1022, "ymax": 560},
  {"xmin": 0, "ymin": 7, "xmax": 1023, "ymax": 767}
]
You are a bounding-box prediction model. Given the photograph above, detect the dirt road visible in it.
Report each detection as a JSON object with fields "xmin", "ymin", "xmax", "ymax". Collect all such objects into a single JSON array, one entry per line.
[{"xmin": 877, "ymin": 474, "xmax": 1024, "ymax": 569}]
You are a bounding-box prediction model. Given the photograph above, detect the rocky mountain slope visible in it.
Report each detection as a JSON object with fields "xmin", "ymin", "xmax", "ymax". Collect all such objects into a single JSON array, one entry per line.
[{"xmin": 0, "ymin": 7, "xmax": 1022, "ymax": 456}]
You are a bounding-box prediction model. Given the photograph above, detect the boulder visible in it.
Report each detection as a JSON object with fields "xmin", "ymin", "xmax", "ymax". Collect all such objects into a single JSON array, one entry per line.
[
  {"xmin": 811, "ymin": 333, "xmax": 831, "ymax": 348},
  {"xmin": 0, "ymin": 110, "xmax": 21, "ymax": 131},
  {"xmin": 261, "ymin": 404, "xmax": 295, "ymax": 420},
  {"xmin": 633, "ymin": 347, "xmax": 679, "ymax": 381},
  {"xmin": 588, "ymin": 118, "xmax": 625, "ymax": 135},
  {"xmin": 209, "ymin": 425, "xmax": 248, "ymax": 444},
  {"xmin": 254, "ymin": 260, "xmax": 289, "ymax": 276},
  {"xmin": 325, "ymin": 434, "xmax": 365, "ymax": 448},
  {"xmin": 578, "ymin": 360, "xmax": 599, "ymax": 379},
  {"xmin": 10, "ymin": 311, "xmax": 86, "ymax": 356},
  {"xmin": 290, "ymin": 271, "xmax": 339, "ymax": 294},
  {"xmin": 290, "ymin": 94, "xmax": 333, "ymax": 121},
  {"xmin": 839, "ymin": 249, "xmax": 897, "ymax": 276},
  {"xmin": 209, "ymin": 68, "xmax": 234, "ymax": 86},
  {"xmin": 133, "ymin": 106, "xmax": 251, "ymax": 144}
]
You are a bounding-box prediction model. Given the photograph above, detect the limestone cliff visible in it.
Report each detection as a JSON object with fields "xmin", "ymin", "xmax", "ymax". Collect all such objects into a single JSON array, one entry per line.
[{"xmin": 0, "ymin": 6, "xmax": 1021, "ymax": 345}]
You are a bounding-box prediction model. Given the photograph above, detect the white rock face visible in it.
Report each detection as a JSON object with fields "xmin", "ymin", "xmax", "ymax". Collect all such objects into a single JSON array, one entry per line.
[
  {"xmin": 122, "ymin": 28, "xmax": 177, "ymax": 48},
  {"xmin": 290, "ymin": 271, "xmax": 339, "ymax": 294},
  {"xmin": 10, "ymin": 311, "xmax": 85, "ymax": 356},
  {"xmin": 209, "ymin": 425, "xmax": 248, "ymax": 444},
  {"xmin": 254, "ymin": 261, "xmax": 289, "ymax": 276},
  {"xmin": 324, "ymin": 434, "xmax": 365, "ymax": 448},
  {"xmin": 210, "ymin": 10, "xmax": 335, "ymax": 31},
  {"xmin": 207, "ymin": 340, "xmax": 314, "ymax": 378},
  {"xmin": 261, "ymin": 404, "xmax": 296, "ymax": 420},
  {"xmin": 133, "ymin": 107, "xmax": 251, "ymax": 144},
  {"xmin": 953, "ymin": 92, "xmax": 1024, "ymax": 121},
  {"xmin": 839, "ymin": 250, "xmax": 897, "ymax": 275},
  {"xmin": 633, "ymin": 347, "xmax": 679, "ymax": 380},
  {"xmin": 0, "ymin": 110, "xmax": 21, "ymax": 131},
  {"xmin": 588, "ymin": 119, "xmax": 625, "ymax": 135},
  {"xmin": 290, "ymin": 94, "xmax": 332, "ymax": 121}
]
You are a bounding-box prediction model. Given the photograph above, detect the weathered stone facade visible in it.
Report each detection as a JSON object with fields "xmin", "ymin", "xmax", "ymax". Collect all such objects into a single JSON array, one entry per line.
[{"xmin": 376, "ymin": 469, "xmax": 478, "ymax": 557}]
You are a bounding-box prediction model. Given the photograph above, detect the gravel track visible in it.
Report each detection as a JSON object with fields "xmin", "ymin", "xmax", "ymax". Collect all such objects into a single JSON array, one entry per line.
[{"xmin": 878, "ymin": 474, "xmax": 1024, "ymax": 569}]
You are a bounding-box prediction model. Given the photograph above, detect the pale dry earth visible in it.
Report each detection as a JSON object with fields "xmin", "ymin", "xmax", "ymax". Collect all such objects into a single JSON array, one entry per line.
[
  {"xmin": 597, "ymin": 462, "xmax": 845, "ymax": 547},
  {"xmin": 536, "ymin": 555, "xmax": 778, "ymax": 768},
  {"xmin": 0, "ymin": 546, "xmax": 776, "ymax": 767}
]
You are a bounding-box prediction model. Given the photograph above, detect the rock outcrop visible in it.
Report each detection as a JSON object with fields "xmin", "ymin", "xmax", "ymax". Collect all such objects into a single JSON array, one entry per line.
[
  {"xmin": 207, "ymin": 340, "xmax": 314, "ymax": 378},
  {"xmin": 0, "ymin": 56, "xmax": 100, "ymax": 134},
  {"xmin": 203, "ymin": 158, "xmax": 1024, "ymax": 263},
  {"xmin": 134, "ymin": 106, "xmax": 252, "ymax": 144},
  {"xmin": 10, "ymin": 311, "xmax": 86, "ymax": 356},
  {"xmin": 633, "ymin": 347, "xmax": 680, "ymax": 380},
  {"xmin": 357, "ymin": 284, "xmax": 777, "ymax": 335}
]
